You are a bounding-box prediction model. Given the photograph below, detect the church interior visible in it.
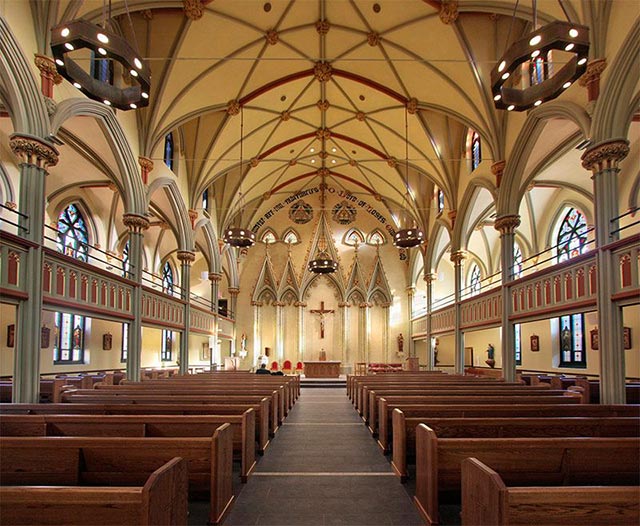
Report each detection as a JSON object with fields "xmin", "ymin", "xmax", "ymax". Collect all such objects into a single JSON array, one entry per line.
[{"xmin": 0, "ymin": 0, "xmax": 639, "ymax": 524}]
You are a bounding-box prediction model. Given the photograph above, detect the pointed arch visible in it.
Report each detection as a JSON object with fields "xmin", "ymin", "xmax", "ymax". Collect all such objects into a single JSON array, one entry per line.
[
  {"xmin": 367, "ymin": 256, "xmax": 393, "ymax": 304},
  {"xmin": 345, "ymin": 252, "xmax": 367, "ymax": 301},
  {"xmin": 146, "ymin": 177, "xmax": 193, "ymax": 250},
  {"xmin": 282, "ymin": 228, "xmax": 301, "ymax": 245},
  {"xmin": 367, "ymin": 229, "xmax": 387, "ymax": 246},
  {"xmin": 252, "ymin": 254, "xmax": 278, "ymax": 303},
  {"xmin": 343, "ymin": 227, "xmax": 365, "ymax": 246},
  {"xmin": 260, "ymin": 227, "xmax": 278, "ymax": 244}
]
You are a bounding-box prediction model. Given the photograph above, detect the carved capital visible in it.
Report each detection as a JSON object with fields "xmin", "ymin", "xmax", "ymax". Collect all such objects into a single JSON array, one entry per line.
[
  {"xmin": 450, "ymin": 250, "xmax": 467, "ymax": 264},
  {"xmin": 359, "ymin": 302, "xmax": 372, "ymax": 309},
  {"xmin": 4, "ymin": 201, "xmax": 17, "ymax": 210},
  {"xmin": 274, "ymin": 301, "xmax": 286, "ymax": 307},
  {"xmin": 34, "ymin": 54, "xmax": 62, "ymax": 84},
  {"xmin": 491, "ymin": 160, "xmax": 506, "ymax": 187},
  {"xmin": 265, "ymin": 29, "xmax": 279, "ymax": 45},
  {"xmin": 176, "ymin": 250, "xmax": 196, "ymax": 265},
  {"xmin": 494, "ymin": 214, "xmax": 521, "ymax": 235},
  {"xmin": 188, "ymin": 209, "xmax": 198, "ymax": 228},
  {"xmin": 138, "ymin": 156, "xmax": 153, "ymax": 184},
  {"xmin": 439, "ymin": 0, "xmax": 459, "ymax": 24},
  {"xmin": 406, "ymin": 97, "xmax": 419, "ymax": 115},
  {"xmin": 314, "ymin": 61, "xmax": 333, "ymax": 82},
  {"xmin": 294, "ymin": 301, "xmax": 307, "ymax": 308},
  {"xmin": 581, "ymin": 139, "xmax": 630, "ymax": 173},
  {"xmin": 183, "ymin": 0, "xmax": 204, "ymax": 20},
  {"xmin": 251, "ymin": 300, "xmax": 263, "ymax": 307},
  {"xmin": 367, "ymin": 32, "xmax": 380, "ymax": 46},
  {"xmin": 448, "ymin": 209, "xmax": 457, "ymax": 226},
  {"xmin": 208, "ymin": 272, "xmax": 222, "ymax": 282},
  {"xmin": 226, "ymin": 99, "xmax": 241, "ymax": 116},
  {"xmin": 315, "ymin": 19, "xmax": 330, "ymax": 35},
  {"xmin": 578, "ymin": 58, "xmax": 607, "ymax": 87},
  {"xmin": 424, "ymin": 272, "xmax": 438, "ymax": 284},
  {"xmin": 338, "ymin": 301, "xmax": 350, "ymax": 308},
  {"xmin": 9, "ymin": 134, "xmax": 59, "ymax": 170},
  {"xmin": 228, "ymin": 287, "xmax": 240, "ymax": 296},
  {"xmin": 122, "ymin": 213, "xmax": 150, "ymax": 233}
]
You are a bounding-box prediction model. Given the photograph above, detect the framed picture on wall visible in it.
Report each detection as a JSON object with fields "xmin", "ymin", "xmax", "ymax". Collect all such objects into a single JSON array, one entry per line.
[
  {"xmin": 41, "ymin": 326, "xmax": 50, "ymax": 348},
  {"xmin": 530, "ymin": 334, "xmax": 540, "ymax": 352},
  {"xmin": 6, "ymin": 324, "xmax": 14, "ymax": 348},
  {"xmin": 624, "ymin": 327, "xmax": 632, "ymax": 350},
  {"xmin": 102, "ymin": 333, "xmax": 112, "ymax": 350},
  {"xmin": 200, "ymin": 342, "xmax": 211, "ymax": 361},
  {"xmin": 590, "ymin": 328, "xmax": 599, "ymax": 350}
]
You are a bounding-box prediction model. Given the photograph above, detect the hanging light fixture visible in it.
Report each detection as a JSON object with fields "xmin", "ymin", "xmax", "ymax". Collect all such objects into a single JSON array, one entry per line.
[
  {"xmin": 308, "ymin": 169, "xmax": 337, "ymax": 274},
  {"xmin": 491, "ymin": 1, "xmax": 589, "ymax": 112},
  {"xmin": 394, "ymin": 106, "xmax": 424, "ymax": 248},
  {"xmin": 50, "ymin": 3, "xmax": 150, "ymax": 111},
  {"xmin": 224, "ymin": 107, "xmax": 256, "ymax": 248}
]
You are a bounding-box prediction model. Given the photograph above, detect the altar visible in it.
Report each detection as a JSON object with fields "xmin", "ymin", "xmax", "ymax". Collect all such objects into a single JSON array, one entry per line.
[{"xmin": 303, "ymin": 360, "xmax": 341, "ymax": 378}]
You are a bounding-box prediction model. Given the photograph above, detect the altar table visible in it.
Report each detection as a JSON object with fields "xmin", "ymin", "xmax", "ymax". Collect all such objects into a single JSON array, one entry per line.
[{"xmin": 304, "ymin": 361, "xmax": 341, "ymax": 378}]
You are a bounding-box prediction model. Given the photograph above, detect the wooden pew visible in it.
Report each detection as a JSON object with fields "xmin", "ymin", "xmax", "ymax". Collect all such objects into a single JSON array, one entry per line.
[
  {"xmin": 377, "ymin": 401, "xmax": 640, "ymax": 454},
  {"xmin": 413, "ymin": 424, "xmax": 640, "ymax": 526},
  {"xmin": 461, "ymin": 457, "xmax": 640, "ymax": 526},
  {"xmin": 0, "ymin": 401, "xmax": 271, "ymax": 454},
  {"xmin": 0, "ymin": 424, "xmax": 234, "ymax": 524},
  {"xmin": 0, "ymin": 378, "xmax": 69, "ymax": 403},
  {"xmin": 391, "ymin": 410, "xmax": 640, "ymax": 480},
  {"xmin": 0, "ymin": 411, "xmax": 256, "ymax": 482},
  {"xmin": 0, "ymin": 456, "xmax": 188, "ymax": 526}
]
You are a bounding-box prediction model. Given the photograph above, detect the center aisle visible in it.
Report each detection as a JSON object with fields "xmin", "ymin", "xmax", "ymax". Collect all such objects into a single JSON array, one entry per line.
[{"xmin": 221, "ymin": 386, "xmax": 423, "ymax": 526}]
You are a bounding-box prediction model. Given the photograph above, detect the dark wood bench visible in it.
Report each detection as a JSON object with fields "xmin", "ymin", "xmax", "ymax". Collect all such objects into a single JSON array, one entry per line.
[
  {"xmin": 413, "ymin": 424, "xmax": 640, "ymax": 526},
  {"xmin": 0, "ymin": 424, "xmax": 235, "ymax": 524},
  {"xmin": 0, "ymin": 401, "xmax": 271, "ymax": 453},
  {"xmin": 461, "ymin": 457, "xmax": 640, "ymax": 526},
  {"xmin": 377, "ymin": 401, "xmax": 640, "ymax": 453},
  {"xmin": 0, "ymin": 411, "xmax": 256, "ymax": 482},
  {"xmin": 391, "ymin": 410, "xmax": 640, "ymax": 480},
  {"xmin": 0, "ymin": 456, "xmax": 188, "ymax": 525}
]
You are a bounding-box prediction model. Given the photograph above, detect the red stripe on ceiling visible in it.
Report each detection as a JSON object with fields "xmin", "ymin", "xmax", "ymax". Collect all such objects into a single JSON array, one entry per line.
[
  {"xmin": 268, "ymin": 171, "xmax": 377, "ymax": 197},
  {"xmin": 258, "ymin": 132, "xmax": 317, "ymax": 160},
  {"xmin": 239, "ymin": 69, "xmax": 314, "ymax": 106}
]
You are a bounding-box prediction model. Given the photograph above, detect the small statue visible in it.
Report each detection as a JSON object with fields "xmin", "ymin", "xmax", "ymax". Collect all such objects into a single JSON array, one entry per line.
[
  {"xmin": 485, "ymin": 343, "xmax": 495, "ymax": 368},
  {"xmin": 397, "ymin": 333, "xmax": 404, "ymax": 354}
]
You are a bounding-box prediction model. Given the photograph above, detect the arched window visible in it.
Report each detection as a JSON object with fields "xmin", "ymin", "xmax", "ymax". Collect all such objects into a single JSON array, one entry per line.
[
  {"xmin": 202, "ymin": 189, "xmax": 209, "ymax": 211},
  {"xmin": 57, "ymin": 203, "xmax": 89, "ymax": 262},
  {"xmin": 559, "ymin": 313, "xmax": 586, "ymax": 368},
  {"xmin": 471, "ymin": 131, "xmax": 481, "ymax": 171},
  {"xmin": 161, "ymin": 330, "xmax": 173, "ymax": 361},
  {"xmin": 529, "ymin": 52, "xmax": 549, "ymax": 86},
  {"xmin": 121, "ymin": 323, "xmax": 128, "ymax": 363},
  {"xmin": 261, "ymin": 230, "xmax": 277, "ymax": 244},
  {"xmin": 367, "ymin": 230, "xmax": 385, "ymax": 246},
  {"xmin": 344, "ymin": 228, "xmax": 365, "ymax": 246},
  {"xmin": 283, "ymin": 229, "xmax": 300, "ymax": 245},
  {"xmin": 557, "ymin": 207, "xmax": 588, "ymax": 262},
  {"xmin": 513, "ymin": 243, "xmax": 523, "ymax": 278},
  {"xmin": 514, "ymin": 323, "xmax": 522, "ymax": 365},
  {"xmin": 437, "ymin": 189, "xmax": 444, "ymax": 214},
  {"xmin": 164, "ymin": 133, "xmax": 174, "ymax": 170},
  {"xmin": 162, "ymin": 261, "xmax": 174, "ymax": 295},
  {"xmin": 54, "ymin": 312, "xmax": 85, "ymax": 363},
  {"xmin": 121, "ymin": 240, "xmax": 130, "ymax": 278},
  {"xmin": 469, "ymin": 263, "xmax": 481, "ymax": 295}
]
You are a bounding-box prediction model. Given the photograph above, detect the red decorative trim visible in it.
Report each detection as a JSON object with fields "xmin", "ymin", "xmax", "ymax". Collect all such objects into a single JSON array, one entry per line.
[
  {"xmin": 42, "ymin": 295, "xmax": 134, "ymax": 320},
  {"xmin": 0, "ymin": 287, "xmax": 28, "ymax": 300},
  {"xmin": 140, "ymin": 318, "xmax": 184, "ymax": 330},
  {"xmin": 612, "ymin": 289, "xmax": 640, "ymax": 302},
  {"xmin": 0, "ymin": 231, "xmax": 38, "ymax": 249},
  {"xmin": 509, "ymin": 298, "xmax": 596, "ymax": 321}
]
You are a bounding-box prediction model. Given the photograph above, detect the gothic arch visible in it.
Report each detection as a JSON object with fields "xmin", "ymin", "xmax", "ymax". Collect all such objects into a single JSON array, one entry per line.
[{"xmin": 146, "ymin": 177, "xmax": 193, "ymax": 251}]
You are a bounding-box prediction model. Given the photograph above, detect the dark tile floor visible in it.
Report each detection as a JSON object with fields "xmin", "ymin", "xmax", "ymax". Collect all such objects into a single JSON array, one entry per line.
[{"xmin": 200, "ymin": 387, "xmax": 424, "ymax": 526}]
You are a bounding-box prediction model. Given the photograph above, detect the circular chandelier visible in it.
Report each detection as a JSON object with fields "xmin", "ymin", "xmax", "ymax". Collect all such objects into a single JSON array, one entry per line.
[
  {"xmin": 50, "ymin": 19, "xmax": 150, "ymax": 111},
  {"xmin": 308, "ymin": 250, "xmax": 338, "ymax": 274},
  {"xmin": 223, "ymin": 227, "xmax": 255, "ymax": 248},
  {"xmin": 393, "ymin": 228, "xmax": 425, "ymax": 248}
]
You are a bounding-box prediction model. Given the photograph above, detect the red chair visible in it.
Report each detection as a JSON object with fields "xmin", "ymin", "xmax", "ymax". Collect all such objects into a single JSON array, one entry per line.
[
  {"xmin": 282, "ymin": 360, "xmax": 292, "ymax": 374},
  {"xmin": 270, "ymin": 361, "xmax": 279, "ymax": 372},
  {"xmin": 295, "ymin": 361, "xmax": 304, "ymax": 375}
]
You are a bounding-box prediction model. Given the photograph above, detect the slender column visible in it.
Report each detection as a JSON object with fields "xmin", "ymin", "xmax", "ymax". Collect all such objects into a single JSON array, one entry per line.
[
  {"xmin": 450, "ymin": 250, "xmax": 466, "ymax": 374},
  {"xmin": 382, "ymin": 302, "xmax": 391, "ymax": 363},
  {"xmin": 578, "ymin": 59, "xmax": 607, "ymax": 102},
  {"xmin": 424, "ymin": 272, "xmax": 437, "ymax": 370},
  {"xmin": 34, "ymin": 54, "xmax": 62, "ymax": 98},
  {"xmin": 228, "ymin": 287, "xmax": 239, "ymax": 320},
  {"xmin": 252, "ymin": 301, "xmax": 262, "ymax": 367},
  {"xmin": 138, "ymin": 156, "xmax": 154, "ymax": 185},
  {"xmin": 359, "ymin": 302, "xmax": 371, "ymax": 364},
  {"xmin": 339, "ymin": 302, "xmax": 350, "ymax": 367},
  {"xmin": 582, "ymin": 139, "xmax": 630, "ymax": 403},
  {"xmin": 295, "ymin": 301, "xmax": 306, "ymax": 361},
  {"xmin": 9, "ymin": 134, "xmax": 58, "ymax": 403},
  {"xmin": 494, "ymin": 214, "xmax": 521, "ymax": 382},
  {"xmin": 122, "ymin": 213, "xmax": 150, "ymax": 381},
  {"xmin": 406, "ymin": 286, "xmax": 415, "ymax": 357},
  {"xmin": 208, "ymin": 272, "xmax": 221, "ymax": 370},
  {"xmin": 274, "ymin": 301, "xmax": 285, "ymax": 361},
  {"xmin": 177, "ymin": 250, "xmax": 195, "ymax": 374}
]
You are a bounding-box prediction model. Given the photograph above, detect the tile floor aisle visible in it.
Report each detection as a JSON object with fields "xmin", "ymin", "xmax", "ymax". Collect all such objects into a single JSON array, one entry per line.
[{"xmin": 219, "ymin": 386, "xmax": 423, "ymax": 526}]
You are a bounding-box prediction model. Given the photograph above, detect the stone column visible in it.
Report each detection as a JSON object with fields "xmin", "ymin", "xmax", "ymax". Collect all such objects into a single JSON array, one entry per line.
[
  {"xmin": 450, "ymin": 250, "xmax": 466, "ymax": 374},
  {"xmin": 359, "ymin": 302, "xmax": 371, "ymax": 364},
  {"xmin": 228, "ymin": 287, "xmax": 239, "ymax": 320},
  {"xmin": 582, "ymin": 139, "xmax": 630, "ymax": 404},
  {"xmin": 122, "ymin": 213, "xmax": 150, "ymax": 382},
  {"xmin": 138, "ymin": 156, "xmax": 154, "ymax": 185},
  {"xmin": 295, "ymin": 301, "xmax": 306, "ymax": 362},
  {"xmin": 208, "ymin": 272, "xmax": 221, "ymax": 370},
  {"xmin": 34, "ymin": 54, "xmax": 62, "ymax": 98},
  {"xmin": 494, "ymin": 214, "xmax": 521, "ymax": 382},
  {"xmin": 177, "ymin": 250, "xmax": 195, "ymax": 374},
  {"xmin": 578, "ymin": 59, "xmax": 607, "ymax": 102},
  {"xmin": 491, "ymin": 160, "xmax": 506, "ymax": 189},
  {"xmin": 424, "ymin": 272, "xmax": 437, "ymax": 370},
  {"xmin": 274, "ymin": 301, "xmax": 285, "ymax": 362},
  {"xmin": 406, "ymin": 286, "xmax": 415, "ymax": 357},
  {"xmin": 9, "ymin": 134, "xmax": 58, "ymax": 403},
  {"xmin": 252, "ymin": 301, "xmax": 263, "ymax": 367},
  {"xmin": 339, "ymin": 302, "xmax": 350, "ymax": 368},
  {"xmin": 382, "ymin": 302, "xmax": 391, "ymax": 363}
]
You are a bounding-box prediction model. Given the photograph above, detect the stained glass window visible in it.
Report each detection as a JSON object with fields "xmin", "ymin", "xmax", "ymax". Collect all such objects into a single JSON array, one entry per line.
[
  {"xmin": 368, "ymin": 231, "xmax": 385, "ymax": 246},
  {"xmin": 122, "ymin": 240, "xmax": 130, "ymax": 278},
  {"xmin": 54, "ymin": 312, "xmax": 85, "ymax": 363},
  {"xmin": 437, "ymin": 189, "xmax": 444, "ymax": 214},
  {"xmin": 471, "ymin": 131, "xmax": 481, "ymax": 171},
  {"xmin": 559, "ymin": 314, "xmax": 586, "ymax": 367},
  {"xmin": 283, "ymin": 230, "xmax": 299, "ymax": 244},
  {"xmin": 57, "ymin": 203, "xmax": 89, "ymax": 262},
  {"xmin": 529, "ymin": 53, "xmax": 548, "ymax": 85},
  {"xmin": 469, "ymin": 263, "xmax": 481, "ymax": 295},
  {"xmin": 557, "ymin": 208, "xmax": 588, "ymax": 262},
  {"xmin": 514, "ymin": 323, "xmax": 522, "ymax": 365},
  {"xmin": 161, "ymin": 329, "xmax": 173, "ymax": 361},
  {"xmin": 513, "ymin": 243, "xmax": 523, "ymax": 278},
  {"xmin": 261, "ymin": 230, "xmax": 277, "ymax": 244},
  {"xmin": 162, "ymin": 261, "xmax": 174, "ymax": 295},
  {"xmin": 202, "ymin": 189, "xmax": 209, "ymax": 211},
  {"xmin": 91, "ymin": 51, "xmax": 113, "ymax": 84},
  {"xmin": 121, "ymin": 323, "xmax": 128, "ymax": 363},
  {"xmin": 164, "ymin": 133, "xmax": 174, "ymax": 170}
]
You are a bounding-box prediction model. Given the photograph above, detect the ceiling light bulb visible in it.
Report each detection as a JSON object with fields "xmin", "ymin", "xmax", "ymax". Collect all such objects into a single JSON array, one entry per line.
[
  {"xmin": 529, "ymin": 35, "xmax": 542, "ymax": 46},
  {"xmin": 134, "ymin": 58, "xmax": 142, "ymax": 69},
  {"xmin": 565, "ymin": 43, "xmax": 574, "ymax": 51},
  {"xmin": 130, "ymin": 69, "xmax": 138, "ymax": 77},
  {"xmin": 507, "ymin": 105, "xmax": 515, "ymax": 111},
  {"xmin": 64, "ymin": 43, "xmax": 74, "ymax": 50},
  {"xmin": 98, "ymin": 47, "xmax": 107, "ymax": 55},
  {"xmin": 130, "ymin": 103, "xmax": 137, "ymax": 109},
  {"xmin": 493, "ymin": 94, "xmax": 501, "ymax": 101},
  {"xmin": 578, "ymin": 57, "xmax": 587, "ymax": 65},
  {"xmin": 569, "ymin": 28, "xmax": 579, "ymax": 38},
  {"xmin": 498, "ymin": 60, "xmax": 506, "ymax": 72},
  {"xmin": 97, "ymin": 33, "xmax": 109, "ymax": 43},
  {"xmin": 501, "ymin": 72, "xmax": 510, "ymax": 80},
  {"xmin": 103, "ymin": 100, "xmax": 111, "ymax": 106},
  {"xmin": 311, "ymin": 159, "xmax": 316, "ymax": 163},
  {"xmin": 534, "ymin": 100, "xmax": 542, "ymax": 106},
  {"xmin": 73, "ymin": 82, "xmax": 82, "ymax": 89},
  {"xmin": 562, "ymin": 81, "xmax": 572, "ymax": 89},
  {"xmin": 55, "ymin": 59, "xmax": 64, "ymax": 66},
  {"xmin": 61, "ymin": 28, "xmax": 70, "ymax": 37},
  {"xmin": 331, "ymin": 147, "xmax": 337, "ymax": 152},
  {"xmin": 331, "ymin": 159, "xmax": 336, "ymax": 164},
  {"xmin": 531, "ymin": 50, "xmax": 540, "ymax": 58},
  {"xmin": 310, "ymin": 148, "xmax": 315, "ymax": 152},
  {"xmin": 141, "ymin": 92, "xmax": 149, "ymax": 99}
]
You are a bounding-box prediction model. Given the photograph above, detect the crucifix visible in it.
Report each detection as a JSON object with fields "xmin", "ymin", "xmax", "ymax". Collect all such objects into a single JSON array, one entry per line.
[{"xmin": 309, "ymin": 301, "xmax": 334, "ymax": 339}]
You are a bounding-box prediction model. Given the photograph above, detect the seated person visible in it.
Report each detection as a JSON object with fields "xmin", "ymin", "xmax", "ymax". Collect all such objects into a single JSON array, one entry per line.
[
  {"xmin": 271, "ymin": 370, "xmax": 284, "ymax": 376},
  {"xmin": 255, "ymin": 363, "xmax": 271, "ymax": 375}
]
